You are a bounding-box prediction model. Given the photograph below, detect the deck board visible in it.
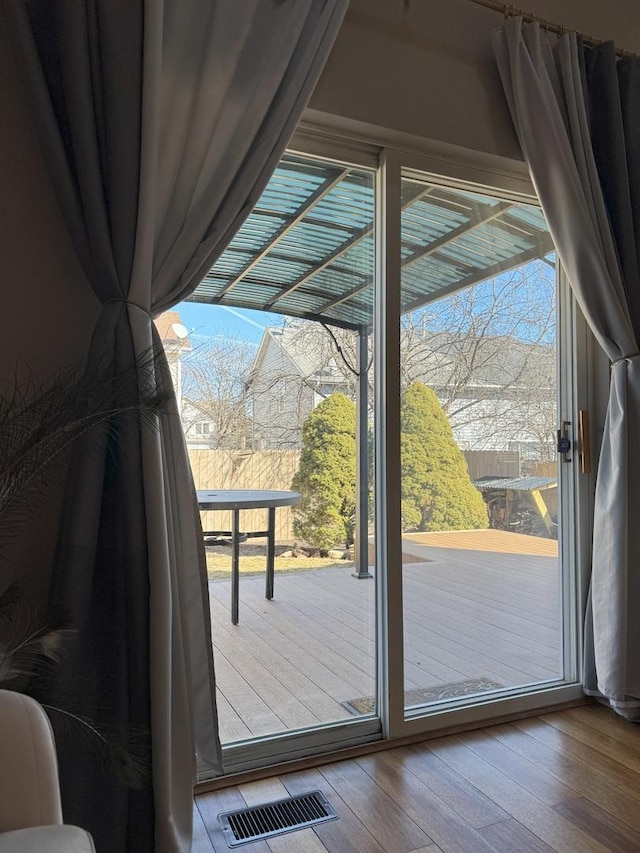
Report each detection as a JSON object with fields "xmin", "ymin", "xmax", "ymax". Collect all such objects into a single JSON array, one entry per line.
[
  {"xmin": 211, "ymin": 596, "xmax": 349, "ymax": 724},
  {"xmin": 210, "ymin": 531, "xmax": 562, "ymax": 743}
]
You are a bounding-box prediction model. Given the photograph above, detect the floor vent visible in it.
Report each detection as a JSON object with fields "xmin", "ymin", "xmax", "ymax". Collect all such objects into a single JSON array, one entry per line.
[{"xmin": 218, "ymin": 790, "xmax": 338, "ymax": 847}]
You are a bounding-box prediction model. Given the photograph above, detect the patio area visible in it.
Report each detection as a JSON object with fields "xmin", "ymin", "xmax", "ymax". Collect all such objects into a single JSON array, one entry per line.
[{"xmin": 208, "ymin": 530, "xmax": 561, "ymax": 744}]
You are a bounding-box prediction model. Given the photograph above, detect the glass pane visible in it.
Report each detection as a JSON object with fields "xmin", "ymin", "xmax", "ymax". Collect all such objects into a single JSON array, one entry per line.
[
  {"xmin": 170, "ymin": 153, "xmax": 377, "ymax": 744},
  {"xmin": 399, "ymin": 176, "xmax": 561, "ymax": 714}
]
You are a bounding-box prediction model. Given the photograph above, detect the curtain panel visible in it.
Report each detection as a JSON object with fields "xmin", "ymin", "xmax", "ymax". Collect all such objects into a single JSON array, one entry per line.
[
  {"xmin": 493, "ymin": 18, "xmax": 640, "ymax": 720},
  {"xmin": 2, "ymin": 1, "xmax": 348, "ymax": 851}
]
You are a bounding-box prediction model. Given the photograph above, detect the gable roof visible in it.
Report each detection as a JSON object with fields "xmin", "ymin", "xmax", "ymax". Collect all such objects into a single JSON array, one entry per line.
[{"xmin": 251, "ymin": 320, "xmax": 555, "ymax": 393}]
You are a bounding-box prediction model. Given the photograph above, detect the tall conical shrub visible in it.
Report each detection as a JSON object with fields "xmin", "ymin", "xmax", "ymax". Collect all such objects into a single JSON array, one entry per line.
[
  {"xmin": 401, "ymin": 382, "xmax": 488, "ymax": 531},
  {"xmin": 292, "ymin": 392, "xmax": 356, "ymax": 549}
]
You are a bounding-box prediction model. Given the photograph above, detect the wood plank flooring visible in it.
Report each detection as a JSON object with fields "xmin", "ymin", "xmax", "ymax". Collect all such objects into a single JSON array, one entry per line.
[
  {"xmin": 211, "ymin": 533, "xmax": 561, "ymax": 742},
  {"xmin": 195, "ymin": 703, "xmax": 640, "ymax": 852}
]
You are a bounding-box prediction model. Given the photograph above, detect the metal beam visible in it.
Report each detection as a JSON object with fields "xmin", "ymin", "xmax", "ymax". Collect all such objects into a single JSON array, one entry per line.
[
  {"xmin": 264, "ymin": 221, "xmax": 373, "ymax": 310},
  {"xmin": 400, "ymin": 200, "xmax": 515, "ymax": 265},
  {"xmin": 400, "ymin": 240, "xmax": 555, "ymax": 315},
  {"xmin": 354, "ymin": 325, "xmax": 373, "ymax": 579},
  {"xmin": 312, "ymin": 200, "xmax": 544, "ymax": 319}
]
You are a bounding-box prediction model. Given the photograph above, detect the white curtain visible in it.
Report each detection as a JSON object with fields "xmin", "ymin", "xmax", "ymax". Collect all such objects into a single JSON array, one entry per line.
[
  {"xmin": 493, "ymin": 18, "xmax": 640, "ymax": 718},
  {"xmin": 3, "ymin": 1, "xmax": 348, "ymax": 850}
]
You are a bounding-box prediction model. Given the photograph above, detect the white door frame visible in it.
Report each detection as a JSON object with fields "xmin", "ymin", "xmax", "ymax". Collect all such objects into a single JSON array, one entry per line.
[{"xmin": 203, "ymin": 128, "xmax": 591, "ymax": 780}]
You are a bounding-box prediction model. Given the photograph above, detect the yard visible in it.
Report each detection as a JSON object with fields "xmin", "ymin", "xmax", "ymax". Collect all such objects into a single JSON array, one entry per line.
[{"xmin": 205, "ymin": 540, "xmax": 353, "ymax": 580}]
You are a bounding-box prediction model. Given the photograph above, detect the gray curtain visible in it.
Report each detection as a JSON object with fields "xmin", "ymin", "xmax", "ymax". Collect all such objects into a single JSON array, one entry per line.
[
  {"xmin": 493, "ymin": 18, "xmax": 640, "ymax": 719},
  {"xmin": 581, "ymin": 42, "xmax": 640, "ymax": 718},
  {"xmin": 3, "ymin": 1, "xmax": 348, "ymax": 851}
]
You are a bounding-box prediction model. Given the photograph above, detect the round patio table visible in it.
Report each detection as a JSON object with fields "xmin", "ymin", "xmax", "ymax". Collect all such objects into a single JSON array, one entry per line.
[{"xmin": 197, "ymin": 490, "xmax": 301, "ymax": 624}]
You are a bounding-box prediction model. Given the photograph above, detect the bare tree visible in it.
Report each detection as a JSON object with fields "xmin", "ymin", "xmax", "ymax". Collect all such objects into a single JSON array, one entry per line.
[
  {"xmin": 403, "ymin": 261, "xmax": 557, "ymax": 462},
  {"xmin": 180, "ymin": 259, "xmax": 557, "ymax": 462},
  {"xmin": 181, "ymin": 332, "xmax": 324, "ymax": 451},
  {"xmin": 277, "ymin": 259, "xmax": 557, "ymax": 462},
  {"xmin": 181, "ymin": 337, "xmax": 255, "ymax": 449}
]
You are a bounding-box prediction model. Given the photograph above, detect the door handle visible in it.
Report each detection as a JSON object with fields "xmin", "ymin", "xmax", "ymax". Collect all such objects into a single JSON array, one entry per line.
[{"xmin": 557, "ymin": 420, "xmax": 571, "ymax": 463}]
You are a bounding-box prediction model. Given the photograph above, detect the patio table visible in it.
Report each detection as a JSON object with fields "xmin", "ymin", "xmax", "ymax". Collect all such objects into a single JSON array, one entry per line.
[{"xmin": 197, "ymin": 489, "xmax": 301, "ymax": 624}]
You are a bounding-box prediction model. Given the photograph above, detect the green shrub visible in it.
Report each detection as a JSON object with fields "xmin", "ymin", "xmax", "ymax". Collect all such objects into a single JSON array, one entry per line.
[
  {"xmin": 291, "ymin": 393, "xmax": 356, "ymax": 550},
  {"xmin": 401, "ymin": 382, "xmax": 488, "ymax": 532}
]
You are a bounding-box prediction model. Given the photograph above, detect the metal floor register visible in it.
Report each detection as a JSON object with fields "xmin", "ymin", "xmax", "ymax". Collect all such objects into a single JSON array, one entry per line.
[{"xmin": 218, "ymin": 790, "xmax": 339, "ymax": 847}]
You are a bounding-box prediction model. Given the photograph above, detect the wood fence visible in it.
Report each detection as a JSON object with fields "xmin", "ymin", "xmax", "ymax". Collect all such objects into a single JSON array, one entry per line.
[
  {"xmin": 189, "ymin": 449, "xmax": 300, "ymax": 541},
  {"xmin": 463, "ymin": 450, "xmax": 520, "ymax": 480},
  {"xmin": 188, "ymin": 448, "xmax": 553, "ymax": 544},
  {"xmin": 529, "ymin": 460, "xmax": 558, "ymax": 478}
]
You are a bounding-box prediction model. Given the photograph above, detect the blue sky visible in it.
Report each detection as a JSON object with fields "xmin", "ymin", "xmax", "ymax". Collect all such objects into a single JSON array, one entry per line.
[{"xmin": 173, "ymin": 302, "xmax": 282, "ymax": 345}]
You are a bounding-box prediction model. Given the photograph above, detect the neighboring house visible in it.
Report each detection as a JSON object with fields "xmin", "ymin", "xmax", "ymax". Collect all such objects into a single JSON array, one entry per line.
[
  {"xmin": 154, "ymin": 311, "xmax": 251, "ymax": 450},
  {"xmin": 247, "ymin": 323, "xmax": 353, "ymax": 449},
  {"xmin": 416, "ymin": 331, "xmax": 557, "ymax": 461},
  {"xmin": 180, "ymin": 396, "xmax": 251, "ymax": 450},
  {"xmin": 180, "ymin": 398, "xmax": 216, "ymax": 449},
  {"xmin": 248, "ymin": 321, "xmax": 556, "ymax": 461},
  {"xmin": 153, "ymin": 310, "xmax": 192, "ymax": 409}
]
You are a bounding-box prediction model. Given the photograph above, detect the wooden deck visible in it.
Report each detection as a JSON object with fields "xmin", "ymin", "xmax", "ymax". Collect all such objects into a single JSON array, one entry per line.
[{"xmin": 209, "ymin": 531, "xmax": 561, "ymax": 744}]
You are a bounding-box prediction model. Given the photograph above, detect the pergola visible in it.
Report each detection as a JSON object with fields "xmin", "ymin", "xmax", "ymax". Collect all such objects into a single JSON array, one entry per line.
[{"xmin": 188, "ymin": 153, "xmax": 554, "ymax": 575}]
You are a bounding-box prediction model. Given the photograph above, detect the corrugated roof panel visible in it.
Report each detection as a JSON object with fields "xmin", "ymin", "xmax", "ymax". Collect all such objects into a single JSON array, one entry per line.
[
  {"xmin": 402, "ymin": 209, "xmax": 462, "ymax": 247},
  {"xmin": 438, "ymin": 237, "xmax": 507, "ymax": 268},
  {"xmin": 275, "ymin": 297, "xmax": 330, "ymax": 318},
  {"xmin": 404, "ymin": 253, "xmax": 470, "ymax": 285},
  {"xmin": 307, "ymin": 267, "xmax": 368, "ymax": 294},
  {"xmin": 276, "ymin": 283, "xmax": 334, "ymax": 312},
  {"xmin": 193, "ymin": 275, "xmax": 228, "ymax": 299},
  {"xmin": 277, "ymin": 222, "xmax": 348, "ymax": 262},
  {"xmin": 209, "ymin": 250, "xmax": 255, "ymax": 278},
  {"xmin": 226, "ymin": 213, "xmax": 287, "ymax": 253},
  {"xmin": 328, "ymin": 296, "xmax": 373, "ymax": 326},
  {"xmin": 502, "ymin": 205, "xmax": 548, "ymax": 232},
  {"xmin": 476, "ymin": 222, "xmax": 531, "ymax": 254},
  {"xmin": 258, "ymin": 160, "xmax": 341, "ymax": 215},
  {"xmin": 448, "ymin": 187, "xmax": 506, "ymax": 208},
  {"xmin": 407, "ymin": 198, "xmax": 468, "ymax": 227},
  {"xmin": 247, "ymin": 256, "xmax": 312, "ymax": 284},
  {"xmin": 189, "ymin": 153, "xmax": 553, "ymax": 329},
  {"xmin": 311, "ymin": 181, "xmax": 373, "ymax": 230},
  {"xmin": 219, "ymin": 281, "xmax": 283, "ymax": 306},
  {"xmin": 474, "ymin": 476, "xmax": 556, "ymax": 491},
  {"xmin": 323, "ymin": 244, "xmax": 373, "ymax": 278}
]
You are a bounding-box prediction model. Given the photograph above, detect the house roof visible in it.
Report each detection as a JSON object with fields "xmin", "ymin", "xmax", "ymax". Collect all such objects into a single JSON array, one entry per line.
[
  {"xmin": 474, "ymin": 476, "xmax": 557, "ymax": 491},
  {"xmin": 253, "ymin": 323, "xmax": 339, "ymax": 379},
  {"xmin": 250, "ymin": 320, "xmax": 555, "ymax": 393},
  {"xmin": 402, "ymin": 331, "xmax": 555, "ymax": 390},
  {"xmin": 188, "ymin": 153, "xmax": 554, "ymax": 330}
]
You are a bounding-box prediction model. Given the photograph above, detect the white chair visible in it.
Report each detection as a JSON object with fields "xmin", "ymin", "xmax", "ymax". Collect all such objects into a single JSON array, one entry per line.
[{"xmin": 0, "ymin": 690, "xmax": 95, "ymax": 853}]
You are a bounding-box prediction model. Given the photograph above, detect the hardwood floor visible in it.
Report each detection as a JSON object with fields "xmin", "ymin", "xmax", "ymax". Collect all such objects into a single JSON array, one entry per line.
[{"xmin": 195, "ymin": 703, "xmax": 640, "ymax": 852}]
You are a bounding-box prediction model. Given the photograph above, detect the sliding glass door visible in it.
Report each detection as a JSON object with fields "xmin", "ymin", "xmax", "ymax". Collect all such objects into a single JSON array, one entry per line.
[
  {"xmin": 183, "ymin": 152, "xmax": 382, "ymax": 772},
  {"xmin": 185, "ymin": 142, "xmax": 584, "ymax": 777},
  {"xmin": 397, "ymin": 174, "xmax": 563, "ymax": 717}
]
